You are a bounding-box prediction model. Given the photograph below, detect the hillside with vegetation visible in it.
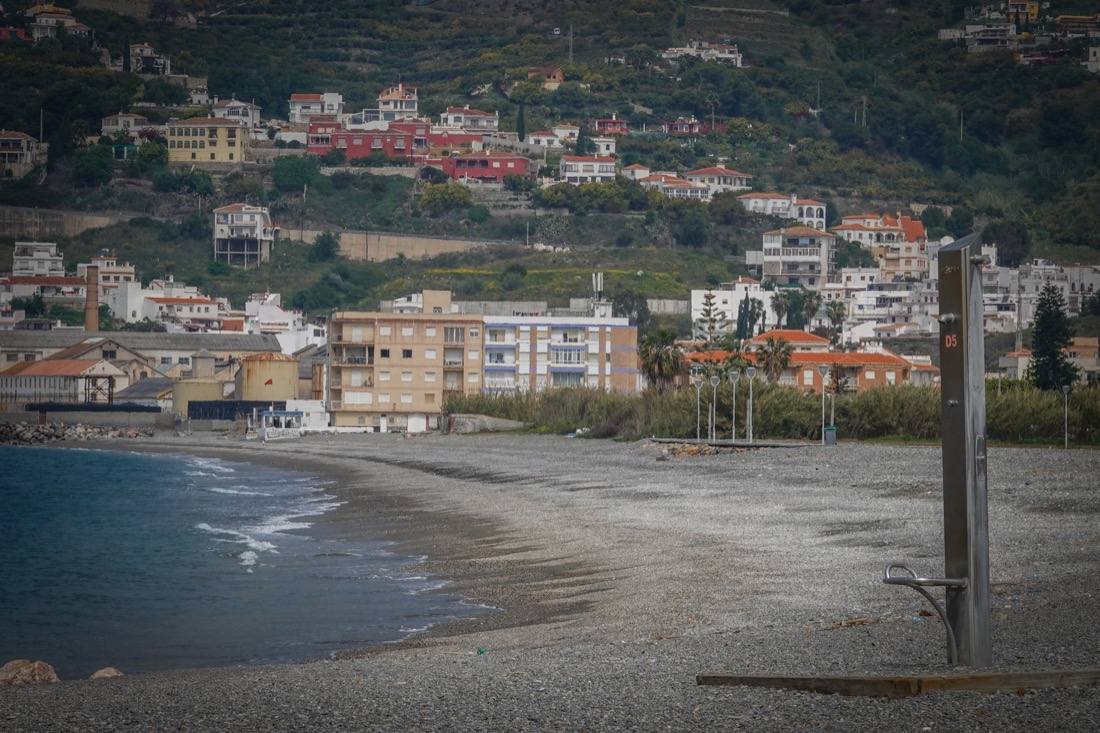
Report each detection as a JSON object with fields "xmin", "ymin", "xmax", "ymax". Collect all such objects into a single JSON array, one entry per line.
[{"xmin": 1, "ymin": 0, "xmax": 1099, "ymax": 319}]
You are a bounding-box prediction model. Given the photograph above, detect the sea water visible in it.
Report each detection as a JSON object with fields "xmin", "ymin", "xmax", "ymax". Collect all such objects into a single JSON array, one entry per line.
[{"xmin": 0, "ymin": 445, "xmax": 485, "ymax": 679}]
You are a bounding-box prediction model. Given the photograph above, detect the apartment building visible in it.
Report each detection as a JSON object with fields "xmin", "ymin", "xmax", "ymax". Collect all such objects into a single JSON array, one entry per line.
[
  {"xmin": 76, "ymin": 252, "xmax": 135, "ymax": 302},
  {"xmin": 12, "ymin": 241, "xmax": 63, "ymax": 277},
  {"xmin": 288, "ymin": 92, "xmax": 344, "ymax": 124},
  {"xmin": 439, "ymin": 105, "xmax": 499, "ymax": 132},
  {"xmin": 212, "ymin": 97, "xmax": 262, "ymax": 129},
  {"xmin": 559, "ymin": 155, "xmax": 617, "ymax": 184},
  {"xmin": 376, "ymin": 83, "xmax": 418, "ymax": 121},
  {"xmin": 761, "ymin": 226, "xmax": 836, "ymax": 289},
  {"xmin": 683, "ymin": 165, "xmax": 753, "ymax": 195},
  {"xmin": 481, "ymin": 316, "xmax": 638, "ymax": 394},
  {"xmin": 167, "ymin": 117, "xmax": 248, "ymax": 165},
  {"xmin": 212, "ymin": 204, "xmax": 276, "ymax": 268},
  {"xmin": 327, "ymin": 311, "xmax": 484, "ymax": 432}
]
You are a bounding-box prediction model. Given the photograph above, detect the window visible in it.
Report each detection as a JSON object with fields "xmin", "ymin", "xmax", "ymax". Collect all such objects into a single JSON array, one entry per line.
[
  {"xmin": 425, "ymin": 327, "xmax": 437, "ymax": 338},
  {"xmin": 402, "ymin": 349, "xmax": 413, "ymax": 359},
  {"xmin": 23, "ymin": 354, "xmax": 35, "ymax": 362},
  {"xmin": 425, "ymin": 393, "xmax": 435, "ymax": 404},
  {"xmin": 379, "ymin": 371, "xmax": 391, "ymax": 381},
  {"xmin": 467, "ymin": 350, "xmax": 479, "ymax": 361},
  {"xmin": 401, "ymin": 327, "xmax": 413, "ymax": 337},
  {"xmin": 378, "ymin": 393, "xmax": 390, "ymax": 403},
  {"xmin": 350, "ymin": 370, "xmax": 363, "ymax": 388},
  {"xmin": 467, "ymin": 373, "xmax": 479, "ymax": 383},
  {"xmin": 886, "ymin": 370, "xmax": 897, "ymax": 385},
  {"xmin": 865, "ymin": 370, "xmax": 876, "ymax": 380},
  {"xmin": 178, "ymin": 357, "xmax": 190, "ymax": 365},
  {"xmin": 803, "ymin": 369, "xmax": 814, "ymax": 386},
  {"xmin": 102, "ymin": 349, "xmax": 117, "ymax": 360},
  {"xmin": 425, "ymin": 349, "xmax": 437, "ymax": 360},
  {"xmin": 379, "ymin": 348, "xmax": 390, "ymax": 358},
  {"xmin": 5, "ymin": 354, "xmax": 18, "ymax": 362},
  {"xmin": 379, "ymin": 326, "xmax": 392, "ymax": 336},
  {"xmin": 401, "ymin": 371, "xmax": 412, "ymax": 382},
  {"xmin": 424, "ymin": 371, "xmax": 437, "ymax": 382},
  {"xmin": 160, "ymin": 357, "xmax": 172, "ymax": 365},
  {"xmin": 444, "ymin": 327, "xmax": 464, "ymax": 343},
  {"xmin": 469, "ymin": 329, "xmax": 479, "ymax": 338},
  {"xmin": 400, "ymin": 393, "xmax": 412, "ymax": 404}
]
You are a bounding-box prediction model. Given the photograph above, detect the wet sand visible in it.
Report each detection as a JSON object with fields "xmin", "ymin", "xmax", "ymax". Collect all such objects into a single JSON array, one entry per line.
[{"xmin": 2, "ymin": 433, "xmax": 1099, "ymax": 731}]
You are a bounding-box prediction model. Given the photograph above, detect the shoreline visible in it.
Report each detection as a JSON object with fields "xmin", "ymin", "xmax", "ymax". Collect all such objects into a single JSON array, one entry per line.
[
  {"xmin": 61, "ymin": 435, "xmax": 582, "ymax": 663},
  {"xmin": 4, "ymin": 434, "xmax": 1099, "ymax": 731}
]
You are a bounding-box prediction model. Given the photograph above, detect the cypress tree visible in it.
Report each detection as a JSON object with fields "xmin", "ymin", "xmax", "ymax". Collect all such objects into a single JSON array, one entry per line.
[
  {"xmin": 516, "ymin": 104, "xmax": 526, "ymax": 142},
  {"xmin": 122, "ymin": 39, "xmax": 131, "ymax": 73},
  {"xmin": 1027, "ymin": 284, "xmax": 1078, "ymax": 390}
]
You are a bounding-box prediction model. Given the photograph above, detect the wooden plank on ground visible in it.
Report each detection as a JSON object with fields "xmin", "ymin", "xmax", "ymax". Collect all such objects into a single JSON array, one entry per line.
[{"xmin": 696, "ymin": 669, "xmax": 1100, "ymax": 699}]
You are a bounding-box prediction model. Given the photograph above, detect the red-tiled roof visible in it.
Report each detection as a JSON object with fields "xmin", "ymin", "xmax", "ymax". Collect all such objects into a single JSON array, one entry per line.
[
  {"xmin": 445, "ymin": 106, "xmax": 494, "ymax": 116},
  {"xmin": 622, "ymin": 163, "xmax": 650, "ymax": 170},
  {"xmin": 795, "ymin": 198, "xmax": 824, "ymax": 206},
  {"xmin": 7, "ymin": 276, "xmax": 85, "ymax": 286},
  {"xmin": 901, "ymin": 217, "xmax": 927, "ymax": 241},
  {"xmin": 1, "ymin": 359, "xmax": 103, "ymax": 377},
  {"xmin": 748, "ymin": 329, "xmax": 830, "ymax": 345},
  {"xmin": 0, "ymin": 129, "xmax": 35, "ymax": 140},
  {"xmin": 738, "ymin": 192, "xmax": 790, "ymax": 200},
  {"xmin": 290, "ymin": 92, "xmax": 322, "ymax": 101},
  {"xmin": 685, "ymin": 166, "xmax": 752, "ymax": 178},
  {"xmin": 682, "ymin": 350, "xmax": 913, "ymax": 368}
]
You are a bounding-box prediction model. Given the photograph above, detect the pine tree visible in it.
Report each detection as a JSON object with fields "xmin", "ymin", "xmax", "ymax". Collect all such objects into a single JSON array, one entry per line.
[
  {"xmin": 1027, "ymin": 284, "xmax": 1078, "ymax": 390},
  {"xmin": 573, "ymin": 126, "xmax": 594, "ymax": 155},
  {"xmin": 694, "ymin": 291, "xmax": 729, "ymax": 345},
  {"xmin": 516, "ymin": 103, "xmax": 526, "ymax": 142}
]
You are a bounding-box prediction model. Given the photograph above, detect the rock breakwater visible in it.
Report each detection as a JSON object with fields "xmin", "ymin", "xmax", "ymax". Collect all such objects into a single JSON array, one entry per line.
[{"xmin": 0, "ymin": 422, "xmax": 154, "ymax": 445}]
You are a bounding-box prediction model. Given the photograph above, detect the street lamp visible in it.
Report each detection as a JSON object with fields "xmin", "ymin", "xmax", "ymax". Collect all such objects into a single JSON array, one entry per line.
[
  {"xmin": 817, "ymin": 363, "xmax": 830, "ymax": 446},
  {"xmin": 1062, "ymin": 384, "xmax": 1071, "ymax": 450},
  {"xmin": 728, "ymin": 367, "xmax": 741, "ymax": 442},
  {"xmin": 709, "ymin": 374, "xmax": 721, "ymax": 442},
  {"xmin": 690, "ymin": 368, "xmax": 703, "ymax": 441},
  {"xmin": 745, "ymin": 365, "xmax": 757, "ymax": 444}
]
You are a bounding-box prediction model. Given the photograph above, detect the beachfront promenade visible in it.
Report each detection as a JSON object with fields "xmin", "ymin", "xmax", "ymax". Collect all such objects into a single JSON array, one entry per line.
[{"xmin": 3, "ymin": 434, "xmax": 1099, "ymax": 731}]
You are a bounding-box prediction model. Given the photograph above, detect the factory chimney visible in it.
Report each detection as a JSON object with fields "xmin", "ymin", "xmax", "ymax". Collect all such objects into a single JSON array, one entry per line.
[{"xmin": 84, "ymin": 265, "xmax": 99, "ymax": 332}]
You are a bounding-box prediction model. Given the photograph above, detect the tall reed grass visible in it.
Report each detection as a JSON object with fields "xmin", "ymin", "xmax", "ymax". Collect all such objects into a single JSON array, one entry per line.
[{"xmin": 445, "ymin": 383, "xmax": 1100, "ymax": 446}]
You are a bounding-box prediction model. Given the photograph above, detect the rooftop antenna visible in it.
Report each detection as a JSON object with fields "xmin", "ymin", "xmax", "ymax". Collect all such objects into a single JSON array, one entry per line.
[{"xmin": 592, "ymin": 271, "xmax": 604, "ymax": 301}]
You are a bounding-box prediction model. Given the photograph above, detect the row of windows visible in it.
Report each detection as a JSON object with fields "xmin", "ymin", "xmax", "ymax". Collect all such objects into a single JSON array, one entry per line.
[
  {"xmin": 169, "ymin": 139, "xmax": 240, "ymax": 149},
  {"xmin": 4, "ymin": 353, "xmax": 36, "ymax": 362},
  {"xmin": 169, "ymin": 127, "xmax": 237, "ymax": 137}
]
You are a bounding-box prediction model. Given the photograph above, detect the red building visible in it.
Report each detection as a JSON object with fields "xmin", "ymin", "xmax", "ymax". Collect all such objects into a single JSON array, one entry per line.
[
  {"xmin": 307, "ymin": 121, "xmax": 424, "ymax": 161},
  {"xmin": 587, "ymin": 114, "xmax": 629, "ymax": 136},
  {"xmin": 441, "ymin": 151, "xmax": 535, "ymax": 183}
]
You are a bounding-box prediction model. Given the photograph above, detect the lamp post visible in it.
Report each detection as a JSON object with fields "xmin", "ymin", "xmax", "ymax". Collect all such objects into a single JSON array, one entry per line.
[
  {"xmin": 709, "ymin": 374, "xmax": 721, "ymax": 442},
  {"xmin": 1062, "ymin": 384, "xmax": 1071, "ymax": 449},
  {"xmin": 745, "ymin": 365, "xmax": 756, "ymax": 444},
  {"xmin": 690, "ymin": 368, "xmax": 703, "ymax": 441},
  {"xmin": 728, "ymin": 367, "xmax": 741, "ymax": 443},
  {"xmin": 817, "ymin": 363, "xmax": 830, "ymax": 445}
]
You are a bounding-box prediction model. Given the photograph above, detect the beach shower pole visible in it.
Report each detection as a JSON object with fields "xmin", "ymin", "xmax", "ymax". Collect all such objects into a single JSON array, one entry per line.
[
  {"xmin": 745, "ymin": 366, "xmax": 756, "ymax": 444},
  {"xmin": 709, "ymin": 374, "xmax": 721, "ymax": 442},
  {"xmin": 818, "ymin": 364, "xmax": 829, "ymax": 445},
  {"xmin": 729, "ymin": 368, "xmax": 740, "ymax": 442},
  {"xmin": 691, "ymin": 369, "xmax": 703, "ymax": 441}
]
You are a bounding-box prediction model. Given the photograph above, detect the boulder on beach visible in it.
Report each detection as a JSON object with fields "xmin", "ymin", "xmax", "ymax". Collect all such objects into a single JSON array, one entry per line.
[
  {"xmin": 89, "ymin": 667, "xmax": 123, "ymax": 680},
  {"xmin": 0, "ymin": 659, "xmax": 60, "ymax": 686}
]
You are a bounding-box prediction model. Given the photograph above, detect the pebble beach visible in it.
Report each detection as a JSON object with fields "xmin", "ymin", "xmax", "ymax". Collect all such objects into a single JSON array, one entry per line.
[{"xmin": 2, "ymin": 433, "xmax": 1099, "ymax": 731}]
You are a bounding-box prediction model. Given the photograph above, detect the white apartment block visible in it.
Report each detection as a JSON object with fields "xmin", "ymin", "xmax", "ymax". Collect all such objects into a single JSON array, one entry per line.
[
  {"xmin": 559, "ymin": 155, "xmax": 617, "ymax": 184},
  {"xmin": 591, "ymin": 136, "xmax": 616, "ymax": 156},
  {"xmin": 213, "ymin": 204, "xmax": 277, "ymax": 269},
  {"xmin": 243, "ymin": 292, "xmax": 327, "ymax": 354},
  {"xmin": 737, "ymin": 192, "xmax": 826, "ymax": 229},
  {"xmin": 76, "ymin": 252, "xmax": 135, "ymax": 302},
  {"xmin": 12, "ymin": 241, "xmax": 63, "ymax": 277},
  {"xmin": 662, "ymin": 40, "xmax": 743, "ymax": 66},
  {"xmin": 212, "ymin": 97, "xmax": 262, "ymax": 129},
  {"xmin": 101, "ymin": 113, "xmax": 151, "ymax": 140},
  {"xmin": 762, "ymin": 226, "xmax": 836, "ymax": 290},
  {"xmin": 107, "ymin": 277, "xmax": 229, "ymax": 326},
  {"xmin": 481, "ymin": 316, "xmax": 639, "ymax": 394},
  {"xmin": 288, "ymin": 92, "xmax": 344, "ymax": 123}
]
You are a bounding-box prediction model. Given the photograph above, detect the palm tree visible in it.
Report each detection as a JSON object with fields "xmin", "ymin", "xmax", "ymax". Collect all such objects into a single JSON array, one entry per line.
[
  {"xmin": 756, "ymin": 336, "xmax": 793, "ymax": 382},
  {"xmin": 639, "ymin": 329, "xmax": 684, "ymax": 392},
  {"xmin": 770, "ymin": 290, "xmax": 791, "ymax": 329},
  {"xmin": 801, "ymin": 290, "xmax": 823, "ymax": 332},
  {"xmin": 825, "ymin": 300, "xmax": 847, "ymax": 345}
]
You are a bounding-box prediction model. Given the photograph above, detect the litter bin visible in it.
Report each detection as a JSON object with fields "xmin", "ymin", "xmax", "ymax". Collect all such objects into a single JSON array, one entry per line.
[{"xmin": 824, "ymin": 426, "xmax": 837, "ymax": 446}]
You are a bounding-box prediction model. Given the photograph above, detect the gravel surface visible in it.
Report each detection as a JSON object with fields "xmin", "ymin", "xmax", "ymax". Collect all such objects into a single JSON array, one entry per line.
[{"xmin": 3, "ymin": 434, "xmax": 1099, "ymax": 731}]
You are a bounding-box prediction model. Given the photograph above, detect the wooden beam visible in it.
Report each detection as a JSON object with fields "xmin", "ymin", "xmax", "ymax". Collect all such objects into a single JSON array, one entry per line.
[{"xmin": 696, "ymin": 669, "xmax": 1100, "ymax": 699}]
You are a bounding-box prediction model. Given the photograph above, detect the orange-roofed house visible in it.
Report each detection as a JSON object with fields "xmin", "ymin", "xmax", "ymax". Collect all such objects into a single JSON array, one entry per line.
[
  {"xmin": 0, "ymin": 130, "xmax": 48, "ymax": 178},
  {"xmin": 683, "ymin": 165, "xmax": 752, "ymax": 195},
  {"xmin": 639, "ymin": 173, "xmax": 709, "ymax": 201},
  {"xmin": 0, "ymin": 358, "xmax": 128, "ymax": 405},
  {"xmin": 681, "ymin": 348, "xmax": 917, "ymax": 393},
  {"xmin": 376, "ymin": 83, "xmax": 418, "ymax": 121},
  {"xmin": 998, "ymin": 347, "xmax": 1032, "ymax": 379}
]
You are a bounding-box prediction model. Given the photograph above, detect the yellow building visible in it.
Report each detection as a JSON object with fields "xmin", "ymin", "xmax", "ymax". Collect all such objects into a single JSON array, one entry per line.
[{"xmin": 167, "ymin": 117, "xmax": 248, "ymax": 165}]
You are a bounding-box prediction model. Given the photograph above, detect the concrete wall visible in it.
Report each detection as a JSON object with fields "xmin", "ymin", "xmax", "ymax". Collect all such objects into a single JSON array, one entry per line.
[
  {"xmin": 320, "ymin": 166, "xmax": 419, "ymax": 178},
  {"xmin": 284, "ymin": 228, "xmax": 510, "ymax": 262},
  {"xmin": 0, "ymin": 206, "xmax": 130, "ymax": 239},
  {"xmin": 0, "ymin": 410, "xmax": 161, "ymax": 427}
]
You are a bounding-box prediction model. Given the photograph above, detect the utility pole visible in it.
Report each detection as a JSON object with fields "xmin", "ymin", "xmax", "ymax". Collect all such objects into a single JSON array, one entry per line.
[
  {"xmin": 568, "ymin": 24, "xmax": 574, "ymax": 64},
  {"xmin": 959, "ymin": 108, "xmax": 964, "ymax": 143},
  {"xmin": 861, "ymin": 95, "xmax": 867, "ymax": 129}
]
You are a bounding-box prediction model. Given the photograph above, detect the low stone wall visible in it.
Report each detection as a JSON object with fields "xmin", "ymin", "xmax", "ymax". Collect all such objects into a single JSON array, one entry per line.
[
  {"xmin": 0, "ymin": 206, "xmax": 130, "ymax": 239},
  {"xmin": 284, "ymin": 228, "xmax": 512, "ymax": 262},
  {"xmin": 0, "ymin": 422, "xmax": 154, "ymax": 445}
]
